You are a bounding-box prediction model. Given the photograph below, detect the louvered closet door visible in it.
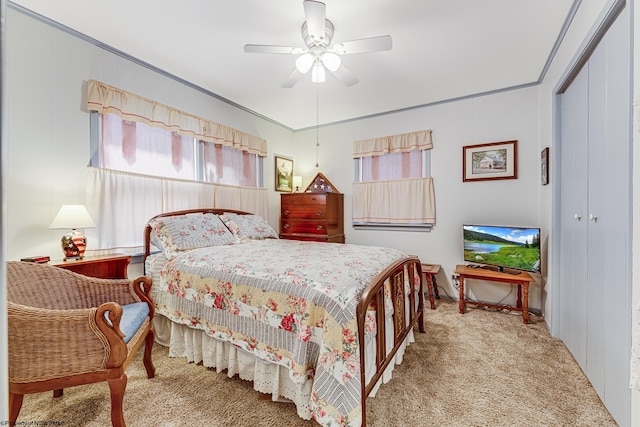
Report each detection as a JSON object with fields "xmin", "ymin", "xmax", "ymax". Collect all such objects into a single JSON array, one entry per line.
[{"xmin": 556, "ymin": 6, "xmax": 631, "ymax": 426}]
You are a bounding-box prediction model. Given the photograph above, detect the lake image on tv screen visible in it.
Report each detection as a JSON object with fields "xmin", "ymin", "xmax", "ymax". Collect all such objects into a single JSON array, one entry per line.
[{"xmin": 463, "ymin": 225, "xmax": 541, "ymax": 272}]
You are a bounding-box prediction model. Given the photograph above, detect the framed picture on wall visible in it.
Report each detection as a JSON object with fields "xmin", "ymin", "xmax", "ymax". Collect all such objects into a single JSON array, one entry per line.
[
  {"xmin": 541, "ymin": 147, "xmax": 549, "ymax": 185},
  {"xmin": 275, "ymin": 155, "xmax": 294, "ymax": 192},
  {"xmin": 462, "ymin": 140, "xmax": 518, "ymax": 182}
]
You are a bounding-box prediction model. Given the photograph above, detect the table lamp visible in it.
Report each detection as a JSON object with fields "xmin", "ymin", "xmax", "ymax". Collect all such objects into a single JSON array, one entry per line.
[
  {"xmin": 49, "ymin": 205, "xmax": 96, "ymax": 259},
  {"xmin": 293, "ymin": 176, "xmax": 303, "ymax": 192}
]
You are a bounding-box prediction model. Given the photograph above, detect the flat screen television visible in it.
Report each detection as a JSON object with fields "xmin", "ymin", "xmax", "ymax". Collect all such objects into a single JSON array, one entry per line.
[{"xmin": 463, "ymin": 224, "xmax": 541, "ymax": 273}]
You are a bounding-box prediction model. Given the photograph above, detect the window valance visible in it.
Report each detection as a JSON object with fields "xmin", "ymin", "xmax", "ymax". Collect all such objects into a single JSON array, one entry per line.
[
  {"xmin": 87, "ymin": 80, "xmax": 267, "ymax": 157},
  {"xmin": 353, "ymin": 129, "xmax": 432, "ymax": 158}
]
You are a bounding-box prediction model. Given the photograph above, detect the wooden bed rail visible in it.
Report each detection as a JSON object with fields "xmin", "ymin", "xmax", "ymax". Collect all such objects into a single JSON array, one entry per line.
[{"xmin": 356, "ymin": 257, "xmax": 424, "ymax": 426}]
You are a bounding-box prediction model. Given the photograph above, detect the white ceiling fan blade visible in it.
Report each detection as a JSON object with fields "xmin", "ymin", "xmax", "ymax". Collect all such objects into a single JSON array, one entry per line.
[
  {"xmin": 244, "ymin": 44, "xmax": 306, "ymax": 55},
  {"xmin": 330, "ymin": 64, "xmax": 358, "ymax": 87},
  {"xmin": 303, "ymin": 0, "xmax": 326, "ymax": 42},
  {"xmin": 332, "ymin": 35, "xmax": 393, "ymax": 55},
  {"xmin": 282, "ymin": 68, "xmax": 305, "ymax": 88}
]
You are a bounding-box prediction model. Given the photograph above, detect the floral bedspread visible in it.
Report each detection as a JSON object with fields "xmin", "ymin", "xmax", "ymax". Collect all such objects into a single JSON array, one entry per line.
[{"xmin": 152, "ymin": 239, "xmax": 410, "ymax": 426}]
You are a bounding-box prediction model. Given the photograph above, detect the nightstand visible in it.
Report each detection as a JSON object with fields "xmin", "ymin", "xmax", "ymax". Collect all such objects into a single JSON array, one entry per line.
[
  {"xmin": 50, "ymin": 254, "xmax": 131, "ymax": 279},
  {"xmin": 421, "ymin": 264, "xmax": 441, "ymax": 310}
]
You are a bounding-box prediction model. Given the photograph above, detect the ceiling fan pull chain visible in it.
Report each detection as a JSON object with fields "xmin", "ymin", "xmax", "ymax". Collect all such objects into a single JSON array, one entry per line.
[{"xmin": 316, "ymin": 84, "xmax": 320, "ymax": 168}]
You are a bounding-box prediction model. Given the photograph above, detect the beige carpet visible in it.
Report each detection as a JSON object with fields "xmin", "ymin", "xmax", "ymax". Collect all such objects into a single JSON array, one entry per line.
[{"xmin": 15, "ymin": 300, "xmax": 618, "ymax": 426}]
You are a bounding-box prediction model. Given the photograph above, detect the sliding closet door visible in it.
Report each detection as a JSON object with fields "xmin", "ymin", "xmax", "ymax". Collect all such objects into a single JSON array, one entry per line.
[
  {"xmin": 556, "ymin": 6, "xmax": 631, "ymax": 426},
  {"xmin": 558, "ymin": 67, "xmax": 588, "ymax": 369},
  {"xmin": 591, "ymin": 9, "xmax": 631, "ymax": 420}
]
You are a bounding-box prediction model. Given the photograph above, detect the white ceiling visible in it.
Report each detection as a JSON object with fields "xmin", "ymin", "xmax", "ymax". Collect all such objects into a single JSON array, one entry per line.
[{"xmin": 11, "ymin": 0, "xmax": 576, "ymax": 130}]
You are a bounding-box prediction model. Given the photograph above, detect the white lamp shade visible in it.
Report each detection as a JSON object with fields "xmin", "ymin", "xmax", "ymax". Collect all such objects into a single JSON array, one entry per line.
[
  {"xmin": 321, "ymin": 52, "xmax": 341, "ymax": 72},
  {"xmin": 295, "ymin": 53, "xmax": 315, "ymax": 73},
  {"xmin": 293, "ymin": 176, "xmax": 303, "ymax": 189},
  {"xmin": 49, "ymin": 205, "xmax": 96, "ymax": 229}
]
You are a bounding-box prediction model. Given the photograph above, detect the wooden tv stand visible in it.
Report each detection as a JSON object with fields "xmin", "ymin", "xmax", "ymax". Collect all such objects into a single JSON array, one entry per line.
[{"xmin": 455, "ymin": 264, "xmax": 535, "ymax": 324}]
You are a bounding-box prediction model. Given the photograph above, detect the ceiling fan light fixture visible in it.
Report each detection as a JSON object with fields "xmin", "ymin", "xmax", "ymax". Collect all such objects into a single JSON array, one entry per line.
[
  {"xmin": 311, "ymin": 61, "xmax": 325, "ymax": 83},
  {"xmin": 321, "ymin": 52, "xmax": 341, "ymax": 72},
  {"xmin": 295, "ymin": 53, "xmax": 315, "ymax": 73}
]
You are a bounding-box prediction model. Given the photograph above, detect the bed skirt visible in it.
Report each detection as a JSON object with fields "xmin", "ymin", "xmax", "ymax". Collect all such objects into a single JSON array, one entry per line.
[{"xmin": 153, "ymin": 313, "xmax": 415, "ymax": 422}]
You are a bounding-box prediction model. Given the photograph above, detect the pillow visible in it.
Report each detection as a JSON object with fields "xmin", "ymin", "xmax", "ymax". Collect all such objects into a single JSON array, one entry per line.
[
  {"xmin": 219, "ymin": 213, "xmax": 279, "ymax": 242},
  {"xmin": 148, "ymin": 213, "xmax": 237, "ymax": 258}
]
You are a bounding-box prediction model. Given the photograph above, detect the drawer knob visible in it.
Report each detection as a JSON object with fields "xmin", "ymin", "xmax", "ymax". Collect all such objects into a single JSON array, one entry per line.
[
  {"xmin": 284, "ymin": 210, "xmax": 290, "ymax": 215},
  {"xmin": 284, "ymin": 223, "xmax": 290, "ymax": 229},
  {"xmin": 316, "ymin": 225, "xmax": 323, "ymax": 230},
  {"xmin": 317, "ymin": 211, "xmax": 322, "ymax": 216}
]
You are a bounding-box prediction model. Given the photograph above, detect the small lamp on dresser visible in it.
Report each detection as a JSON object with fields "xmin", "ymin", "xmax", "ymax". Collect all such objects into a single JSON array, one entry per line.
[
  {"xmin": 49, "ymin": 204, "xmax": 96, "ymax": 260},
  {"xmin": 293, "ymin": 176, "xmax": 303, "ymax": 192}
]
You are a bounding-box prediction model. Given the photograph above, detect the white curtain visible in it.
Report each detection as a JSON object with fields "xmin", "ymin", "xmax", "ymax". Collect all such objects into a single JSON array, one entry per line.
[
  {"xmin": 352, "ymin": 177, "xmax": 435, "ymax": 224},
  {"xmin": 352, "ymin": 130, "xmax": 435, "ymax": 225},
  {"xmin": 87, "ymin": 80, "xmax": 267, "ymax": 157},
  {"xmin": 85, "ymin": 168, "xmax": 268, "ymax": 255}
]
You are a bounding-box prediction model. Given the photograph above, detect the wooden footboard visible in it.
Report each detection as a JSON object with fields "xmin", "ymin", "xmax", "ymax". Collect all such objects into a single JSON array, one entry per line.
[{"xmin": 356, "ymin": 257, "xmax": 424, "ymax": 426}]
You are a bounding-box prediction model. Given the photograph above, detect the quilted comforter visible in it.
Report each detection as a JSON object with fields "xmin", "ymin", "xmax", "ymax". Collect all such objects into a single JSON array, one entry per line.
[{"xmin": 151, "ymin": 238, "xmax": 412, "ymax": 426}]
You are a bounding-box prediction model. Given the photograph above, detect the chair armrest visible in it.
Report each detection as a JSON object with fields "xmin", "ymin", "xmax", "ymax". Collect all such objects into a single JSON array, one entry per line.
[
  {"xmin": 7, "ymin": 301, "xmax": 124, "ymax": 383},
  {"xmin": 131, "ymin": 276, "xmax": 155, "ymax": 319},
  {"xmin": 96, "ymin": 302, "xmax": 128, "ymax": 368}
]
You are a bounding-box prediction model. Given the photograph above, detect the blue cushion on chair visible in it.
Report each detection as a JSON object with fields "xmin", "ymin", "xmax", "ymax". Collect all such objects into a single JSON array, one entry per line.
[{"xmin": 119, "ymin": 302, "xmax": 150, "ymax": 343}]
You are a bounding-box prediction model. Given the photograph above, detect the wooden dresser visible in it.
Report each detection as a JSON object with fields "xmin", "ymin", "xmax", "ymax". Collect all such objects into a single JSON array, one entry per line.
[{"xmin": 280, "ymin": 192, "xmax": 345, "ymax": 243}]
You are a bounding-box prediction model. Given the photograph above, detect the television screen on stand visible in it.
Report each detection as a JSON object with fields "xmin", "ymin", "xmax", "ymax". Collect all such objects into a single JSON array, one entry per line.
[{"xmin": 463, "ymin": 224, "xmax": 541, "ymax": 274}]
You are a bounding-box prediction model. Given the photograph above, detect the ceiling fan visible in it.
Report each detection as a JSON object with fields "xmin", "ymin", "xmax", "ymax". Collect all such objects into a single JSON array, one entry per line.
[{"xmin": 244, "ymin": 0, "xmax": 392, "ymax": 88}]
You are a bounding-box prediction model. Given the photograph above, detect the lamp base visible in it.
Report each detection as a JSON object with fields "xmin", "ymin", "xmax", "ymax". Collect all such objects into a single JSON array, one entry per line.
[{"xmin": 61, "ymin": 229, "xmax": 87, "ymax": 259}]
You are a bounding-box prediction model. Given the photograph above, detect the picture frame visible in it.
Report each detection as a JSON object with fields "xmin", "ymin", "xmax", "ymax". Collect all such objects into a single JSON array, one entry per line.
[
  {"xmin": 462, "ymin": 140, "xmax": 518, "ymax": 182},
  {"xmin": 541, "ymin": 147, "xmax": 549, "ymax": 185},
  {"xmin": 275, "ymin": 155, "xmax": 294, "ymax": 192}
]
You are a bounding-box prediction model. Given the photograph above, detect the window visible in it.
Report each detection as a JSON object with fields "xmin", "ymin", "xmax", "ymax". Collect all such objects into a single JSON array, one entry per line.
[
  {"xmin": 202, "ymin": 141, "xmax": 258, "ymax": 186},
  {"xmin": 85, "ymin": 80, "xmax": 269, "ymax": 255},
  {"xmin": 358, "ymin": 150, "xmax": 430, "ymax": 182},
  {"xmin": 92, "ymin": 113, "xmax": 261, "ymax": 187},
  {"xmin": 352, "ymin": 130, "xmax": 435, "ymax": 230},
  {"xmin": 99, "ymin": 113, "xmax": 197, "ymax": 180}
]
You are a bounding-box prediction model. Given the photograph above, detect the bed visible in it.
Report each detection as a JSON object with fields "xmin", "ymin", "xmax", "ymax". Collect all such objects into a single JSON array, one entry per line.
[{"xmin": 143, "ymin": 208, "xmax": 424, "ymax": 426}]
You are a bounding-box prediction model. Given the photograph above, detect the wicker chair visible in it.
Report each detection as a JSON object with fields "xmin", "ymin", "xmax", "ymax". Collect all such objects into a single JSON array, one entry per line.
[{"xmin": 7, "ymin": 261, "xmax": 156, "ymax": 427}]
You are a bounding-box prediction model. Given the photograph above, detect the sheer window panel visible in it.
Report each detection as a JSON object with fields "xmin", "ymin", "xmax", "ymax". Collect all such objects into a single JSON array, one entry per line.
[
  {"xmin": 101, "ymin": 113, "xmax": 197, "ymax": 180},
  {"xmin": 202, "ymin": 142, "xmax": 258, "ymax": 187},
  {"xmin": 361, "ymin": 150, "xmax": 423, "ymax": 182}
]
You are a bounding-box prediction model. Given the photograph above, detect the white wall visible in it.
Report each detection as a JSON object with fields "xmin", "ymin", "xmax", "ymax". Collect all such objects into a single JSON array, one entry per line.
[
  {"xmin": 5, "ymin": 7, "xmax": 293, "ymax": 261},
  {"xmin": 631, "ymin": 0, "xmax": 639, "ymax": 422},
  {"xmin": 3, "ymin": 1, "xmax": 639, "ymax": 424},
  {"xmin": 290, "ymin": 88, "xmax": 543, "ymax": 310},
  {"xmin": 5, "ymin": 6, "xmax": 546, "ymax": 311}
]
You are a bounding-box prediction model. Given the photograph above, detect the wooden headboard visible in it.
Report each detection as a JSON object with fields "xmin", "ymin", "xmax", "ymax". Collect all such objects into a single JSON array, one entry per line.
[{"xmin": 143, "ymin": 208, "xmax": 253, "ymax": 263}]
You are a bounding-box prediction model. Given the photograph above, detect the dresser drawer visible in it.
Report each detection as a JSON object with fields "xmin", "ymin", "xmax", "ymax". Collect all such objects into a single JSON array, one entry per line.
[
  {"xmin": 281, "ymin": 220, "xmax": 329, "ymax": 235},
  {"xmin": 281, "ymin": 194, "xmax": 327, "ymax": 206},
  {"xmin": 282, "ymin": 204, "xmax": 327, "ymax": 219},
  {"xmin": 280, "ymin": 234, "xmax": 345, "ymax": 243}
]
